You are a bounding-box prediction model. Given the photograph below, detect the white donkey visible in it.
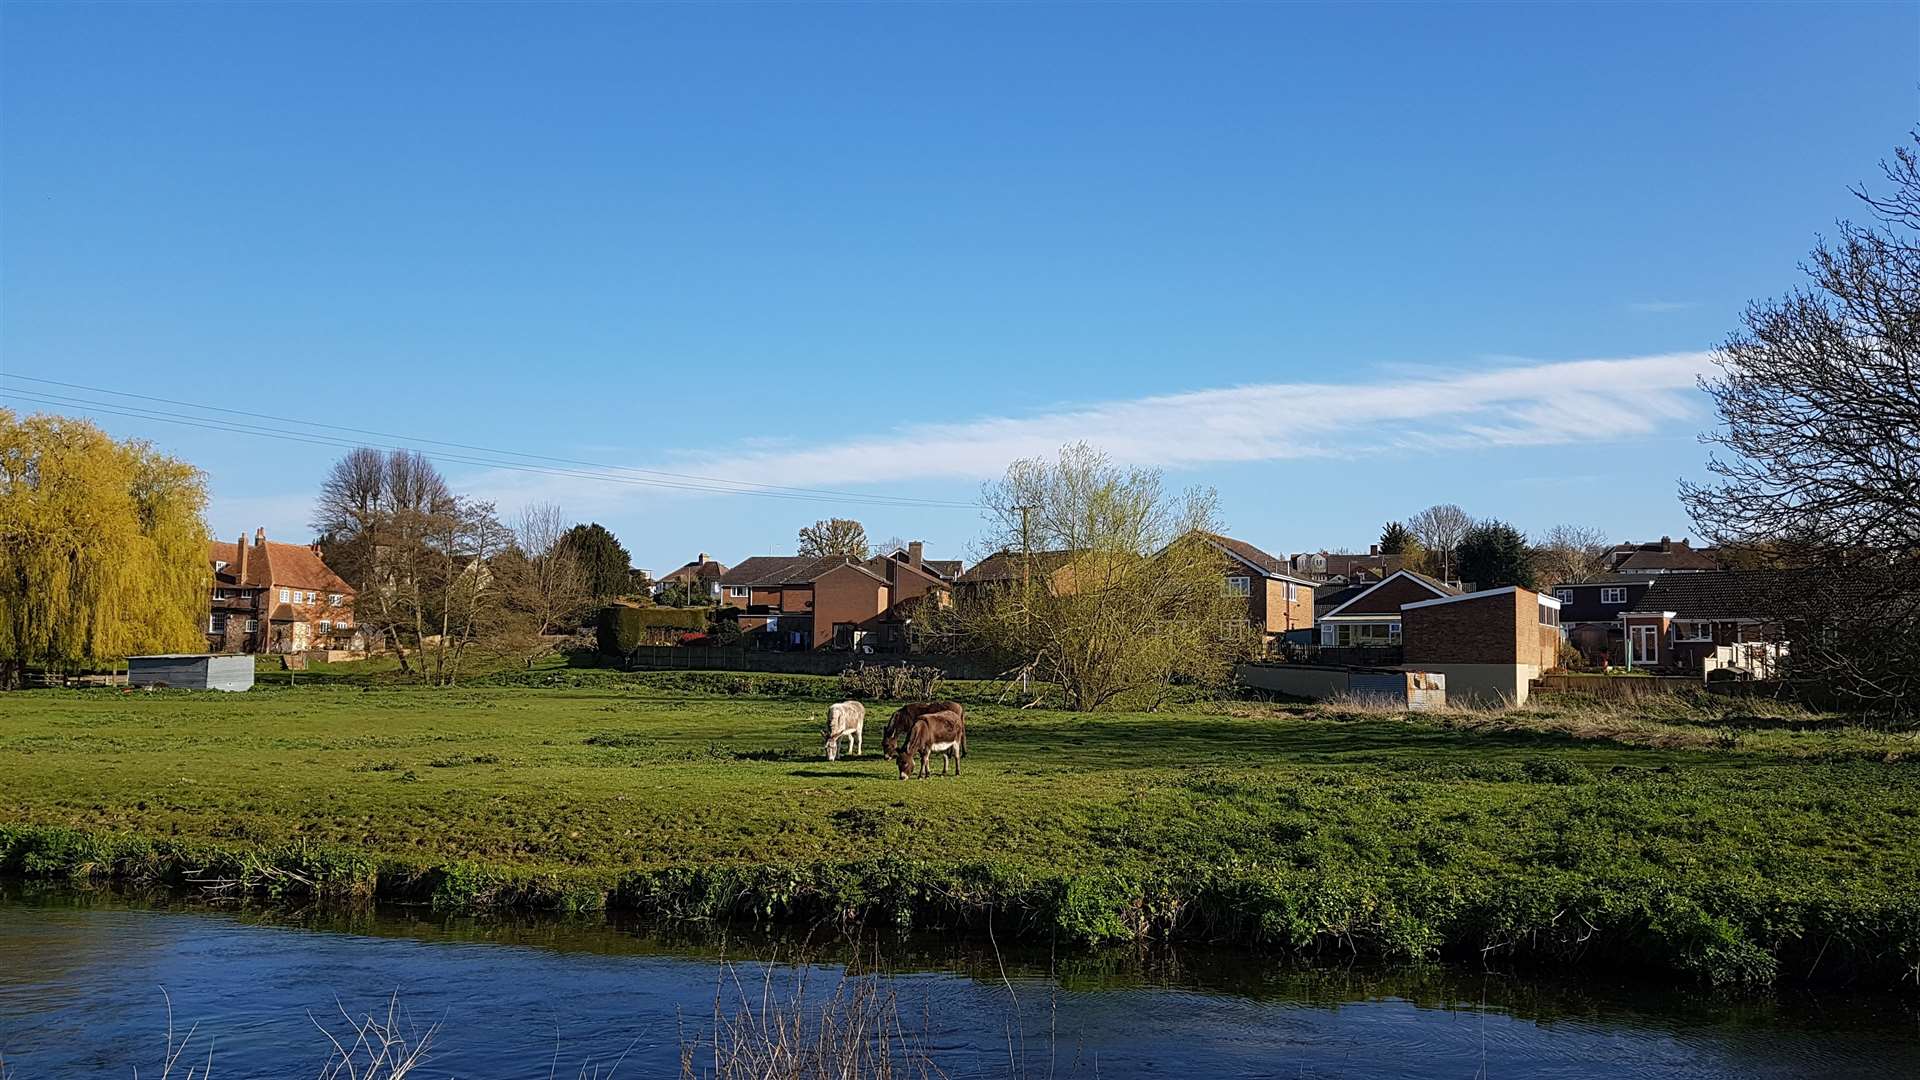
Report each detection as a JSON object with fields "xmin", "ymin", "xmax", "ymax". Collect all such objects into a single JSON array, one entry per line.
[{"xmin": 822, "ymin": 700, "xmax": 867, "ymax": 760}]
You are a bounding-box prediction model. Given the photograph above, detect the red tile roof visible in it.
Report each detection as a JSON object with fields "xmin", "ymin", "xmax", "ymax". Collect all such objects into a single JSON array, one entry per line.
[{"xmin": 209, "ymin": 538, "xmax": 353, "ymax": 595}]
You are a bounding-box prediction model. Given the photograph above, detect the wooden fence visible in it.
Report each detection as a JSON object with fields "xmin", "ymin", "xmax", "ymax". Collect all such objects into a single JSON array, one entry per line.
[
  {"xmin": 619, "ymin": 647, "xmax": 999, "ymax": 680},
  {"xmin": 1531, "ymin": 673, "xmax": 1700, "ymax": 699}
]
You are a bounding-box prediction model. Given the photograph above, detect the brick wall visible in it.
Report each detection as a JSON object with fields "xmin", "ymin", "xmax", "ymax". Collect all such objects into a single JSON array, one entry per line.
[
  {"xmin": 1404, "ymin": 588, "xmax": 1559, "ymax": 667},
  {"xmin": 809, "ymin": 566, "xmax": 889, "ymax": 649}
]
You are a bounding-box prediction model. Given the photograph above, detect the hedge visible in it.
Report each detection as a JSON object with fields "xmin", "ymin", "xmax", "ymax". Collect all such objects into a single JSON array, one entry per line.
[{"xmin": 596, "ymin": 605, "xmax": 712, "ymax": 655}]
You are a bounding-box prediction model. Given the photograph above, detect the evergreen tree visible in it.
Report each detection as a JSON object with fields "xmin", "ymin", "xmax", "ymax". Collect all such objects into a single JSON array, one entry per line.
[
  {"xmin": 1455, "ymin": 520, "xmax": 1537, "ymax": 590},
  {"xmin": 1377, "ymin": 521, "xmax": 1413, "ymax": 554},
  {"xmin": 559, "ymin": 523, "xmax": 633, "ymax": 602}
]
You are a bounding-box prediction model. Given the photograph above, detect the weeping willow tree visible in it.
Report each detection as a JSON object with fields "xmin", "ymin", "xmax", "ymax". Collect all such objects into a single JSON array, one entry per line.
[{"xmin": 0, "ymin": 410, "xmax": 210, "ymax": 686}]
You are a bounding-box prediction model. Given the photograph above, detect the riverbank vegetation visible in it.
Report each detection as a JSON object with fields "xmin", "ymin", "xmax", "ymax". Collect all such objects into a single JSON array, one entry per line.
[{"xmin": 2, "ymin": 672, "xmax": 1916, "ymax": 989}]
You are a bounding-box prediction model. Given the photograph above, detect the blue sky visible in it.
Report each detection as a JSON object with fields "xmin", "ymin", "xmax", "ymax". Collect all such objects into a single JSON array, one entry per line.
[{"xmin": 3, "ymin": 2, "xmax": 1915, "ymax": 573}]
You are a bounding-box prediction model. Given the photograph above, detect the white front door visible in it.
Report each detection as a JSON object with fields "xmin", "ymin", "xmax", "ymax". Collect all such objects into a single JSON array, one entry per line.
[{"xmin": 291, "ymin": 621, "xmax": 310, "ymax": 652}]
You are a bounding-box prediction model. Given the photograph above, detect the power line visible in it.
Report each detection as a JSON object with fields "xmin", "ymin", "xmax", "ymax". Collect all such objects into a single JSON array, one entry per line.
[
  {"xmin": 1, "ymin": 372, "xmax": 979, "ymax": 509},
  {"xmin": 0, "ymin": 378, "xmax": 984, "ymax": 511}
]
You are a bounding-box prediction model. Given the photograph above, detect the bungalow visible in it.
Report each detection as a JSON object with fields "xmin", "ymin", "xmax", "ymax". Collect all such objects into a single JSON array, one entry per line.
[
  {"xmin": 1314, "ymin": 569, "xmax": 1458, "ymax": 648},
  {"xmin": 1200, "ymin": 533, "xmax": 1318, "ymax": 641},
  {"xmin": 207, "ymin": 528, "xmax": 359, "ymax": 654},
  {"xmin": 656, "ymin": 553, "xmax": 727, "ymax": 602},
  {"xmin": 1601, "ymin": 536, "xmax": 1720, "ymax": 575},
  {"xmin": 1618, "ymin": 571, "xmax": 1785, "ymax": 675}
]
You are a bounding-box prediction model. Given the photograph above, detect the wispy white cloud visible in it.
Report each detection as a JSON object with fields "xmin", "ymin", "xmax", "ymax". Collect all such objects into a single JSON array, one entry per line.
[
  {"xmin": 1627, "ymin": 300, "xmax": 1700, "ymax": 313},
  {"xmin": 459, "ymin": 352, "xmax": 1716, "ymax": 513}
]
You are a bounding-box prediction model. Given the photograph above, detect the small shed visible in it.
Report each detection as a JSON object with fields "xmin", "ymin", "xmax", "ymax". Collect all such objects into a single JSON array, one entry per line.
[{"xmin": 127, "ymin": 653, "xmax": 255, "ymax": 692}]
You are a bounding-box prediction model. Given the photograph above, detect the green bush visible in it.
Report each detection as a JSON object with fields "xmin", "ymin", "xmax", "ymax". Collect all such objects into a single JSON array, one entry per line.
[{"xmin": 596, "ymin": 605, "xmax": 710, "ymax": 655}]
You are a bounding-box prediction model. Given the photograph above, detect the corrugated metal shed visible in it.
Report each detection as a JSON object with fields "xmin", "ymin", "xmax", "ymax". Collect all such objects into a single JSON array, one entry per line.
[{"xmin": 127, "ymin": 654, "xmax": 255, "ymax": 692}]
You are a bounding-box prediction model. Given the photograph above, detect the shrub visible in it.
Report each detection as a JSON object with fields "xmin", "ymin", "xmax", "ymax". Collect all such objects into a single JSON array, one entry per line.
[{"xmin": 839, "ymin": 662, "xmax": 945, "ymax": 701}]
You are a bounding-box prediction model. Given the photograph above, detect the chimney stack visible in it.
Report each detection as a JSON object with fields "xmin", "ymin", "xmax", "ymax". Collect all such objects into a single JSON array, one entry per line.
[
  {"xmin": 1369, "ymin": 543, "xmax": 1381, "ymax": 556},
  {"xmin": 698, "ymin": 552, "xmax": 709, "ymax": 564},
  {"xmin": 908, "ymin": 541, "xmax": 924, "ymax": 569},
  {"xmin": 236, "ymin": 533, "xmax": 250, "ymax": 582},
  {"xmin": 256, "ymin": 527, "xmax": 266, "ymax": 545}
]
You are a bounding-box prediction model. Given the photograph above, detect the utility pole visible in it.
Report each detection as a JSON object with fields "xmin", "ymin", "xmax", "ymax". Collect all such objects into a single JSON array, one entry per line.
[{"xmin": 1015, "ymin": 503, "xmax": 1036, "ymax": 694}]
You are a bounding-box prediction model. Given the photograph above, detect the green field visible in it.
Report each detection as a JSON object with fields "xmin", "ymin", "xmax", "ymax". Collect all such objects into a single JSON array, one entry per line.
[{"xmin": 3, "ymin": 667, "xmax": 1917, "ymax": 988}]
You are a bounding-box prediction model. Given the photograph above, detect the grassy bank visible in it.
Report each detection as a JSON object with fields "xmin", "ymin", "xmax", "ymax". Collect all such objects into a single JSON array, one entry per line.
[{"xmin": 2, "ymin": 671, "xmax": 1917, "ymax": 988}]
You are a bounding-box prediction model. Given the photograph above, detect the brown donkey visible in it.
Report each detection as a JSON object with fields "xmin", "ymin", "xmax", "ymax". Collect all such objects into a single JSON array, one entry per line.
[
  {"xmin": 882, "ymin": 700, "xmax": 965, "ymax": 757},
  {"xmin": 895, "ymin": 710, "xmax": 966, "ymax": 780}
]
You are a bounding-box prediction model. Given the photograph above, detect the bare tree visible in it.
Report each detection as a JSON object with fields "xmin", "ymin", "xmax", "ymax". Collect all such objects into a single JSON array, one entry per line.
[
  {"xmin": 1406, "ymin": 504, "xmax": 1473, "ymax": 583},
  {"xmin": 1682, "ymin": 138, "xmax": 1920, "ymax": 719},
  {"xmin": 936, "ymin": 443, "xmax": 1253, "ymax": 711},
  {"xmin": 491, "ymin": 502, "xmax": 590, "ymax": 668},
  {"xmin": 1532, "ymin": 524, "xmax": 1610, "ymax": 586},
  {"xmin": 312, "ymin": 448, "xmax": 509, "ymax": 685},
  {"xmin": 797, "ymin": 518, "xmax": 869, "ymax": 559}
]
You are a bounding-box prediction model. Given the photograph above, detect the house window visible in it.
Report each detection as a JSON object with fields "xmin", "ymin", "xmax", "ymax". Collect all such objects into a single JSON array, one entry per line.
[
  {"xmin": 1539, "ymin": 601, "xmax": 1559, "ymax": 627},
  {"xmin": 1389, "ymin": 622, "xmax": 1402, "ymax": 644},
  {"xmin": 319, "ymin": 619, "xmax": 332, "ymax": 631},
  {"xmin": 244, "ymin": 618, "xmax": 258, "ymax": 633},
  {"xmin": 280, "ymin": 588, "xmax": 290, "ymax": 603},
  {"xmin": 329, "ymin": 594, "xmax": 343, "ymax": 607},
  {"xmin": 1555, "ymin": 589, "xmax": 1572, "ymax": 604},
  {"xmin": 1600, "ymin": 587, "xmax": 1627, "ymax": 605},
  {"xmin": 728, "ymin": 586, "xmax": 749, "ymax": 598},
  {"xmin": 1286, "ymin": 583, "xmax": 1300, "ymax": 603},
  {"xmin": 1225, "ymin": 576, "xmax": 1251, "ymax": 597},
  {"xmin": 1320, "ymin": 623, "xmax": 1337, "ymax": 646},
  {"xmin": 208, "ymin": 613, "xmax": 226, "ymax": 633}
]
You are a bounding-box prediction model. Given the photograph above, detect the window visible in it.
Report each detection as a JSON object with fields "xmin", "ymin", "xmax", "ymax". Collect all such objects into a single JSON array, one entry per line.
[
  {"xmin": 1286, "ymin": 583, "xmax": 1300, "ymax": 603},
  {"xmin": 319, "ymin": 619, "xmax": 332, "ymax": 631},
  {"xmin": 1539, "ymin": 601, "xmax": 1559, "ymax": 627},
  {"xmin": 329, "ymin": 594, "xmax": 343, "ymax": 607},
  {"xmin": 728, "ymin": 586, "xmax": 749, "ymax": 598},
  {"xmin": 1389, "ymin": 622, "xmax": 1403, "ymax": 644},
  {"xmin": 244, "ymin": 618, "xmax": 258, "ymax": 633},
  {"xmin": 1555, "ymin": 589, "xmax": 1572, "ymax": 604},
  {"xmin": 306, "ymin": 591, "xmax": 316, "ymax": 603},
  {"xmin": 213, "ymin": 588, "xmax": 226, "ymax": 600},
  {"xmin": 1600, "ymin": 587, "xmax": 1627, "ymax": 605},
  {"xmin": 1320, "ymin": 623, "xmax": 1337, "ymax": 646},
  {"xmin": 279, "ymin": 588, "xmax": 290, "ymax": 603},
  {"xmin": 1225, "ymin": 575, "xmax": 1251, "ymax": 597},
  {"xmin": 208, "ymin": 613, "xmax": 226, "ymax": 633}
]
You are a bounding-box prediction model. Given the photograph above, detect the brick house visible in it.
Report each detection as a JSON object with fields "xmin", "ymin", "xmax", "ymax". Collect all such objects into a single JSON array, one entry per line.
[
  {"xmin": 1200, "ymin": 534, "xmax": 1317, "ymax": 642},
  {"xmin": 952, "ymin": 549, "xmax": 1078, "ymax": 604},
  {"xmin": 717, "ymin": 547, "xmax": 949, "ymax": 651},
  {"xmin": 207, "ymin": 528, "xmax": 359, "ymax": 653},
  {"xmin": 1315, "ymin": 569, "xmax": 1457, "ymax": 648},
  {"xmin": 1399, "ymin": 585, "xmax": 1564, "ymax": 705},
  {"xmin": 1618, "ymin": 571, "xmax": 1784, "ymax": 674}
]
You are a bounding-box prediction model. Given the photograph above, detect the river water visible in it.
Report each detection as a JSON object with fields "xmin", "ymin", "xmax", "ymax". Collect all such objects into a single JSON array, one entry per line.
[{"xmin": 0, "ymin": 891, "xmax": 1914, "ymax": 1078}]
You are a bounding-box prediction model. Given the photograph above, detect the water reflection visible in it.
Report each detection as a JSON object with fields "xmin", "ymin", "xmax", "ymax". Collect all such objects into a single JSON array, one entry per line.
[{"xmin": 0, "ymin": 887, "xmax": 1914, "ymax": 1079}]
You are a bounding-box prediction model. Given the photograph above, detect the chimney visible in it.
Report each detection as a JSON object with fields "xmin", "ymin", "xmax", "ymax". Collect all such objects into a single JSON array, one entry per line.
[
  {"xmin": 256, "ymin": 527, "xmax": 266, "ymax": 545},
  {"xmin": 1369, "ymin": 544, "xmax": 1381, "ymax": 557},
  {"xmin": 907, "ymin": 541, "xmax": 924, "ymax": 569},
  {"xmin": 1660, "ymin": 535, "xmax": 1672, "ymax": 550},
  {"xmin": 698, "ymin": 552, "xmax": 709, "ymax": 565},
  {"xmin": 236, "ymin": 533, "xmax": 250, "ymax": 582}
]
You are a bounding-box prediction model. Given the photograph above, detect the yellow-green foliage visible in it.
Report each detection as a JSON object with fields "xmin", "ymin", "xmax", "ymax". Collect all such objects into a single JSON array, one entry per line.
[{"xmin": 0, "ymin": 409, "xmax": 210, "ymax": 672}]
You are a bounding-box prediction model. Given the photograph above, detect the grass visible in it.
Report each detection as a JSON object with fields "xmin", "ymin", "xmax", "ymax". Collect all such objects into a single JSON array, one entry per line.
[{"xmin": 2, "ymin": 665, "xmax": 1918, "ymax": 989}]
